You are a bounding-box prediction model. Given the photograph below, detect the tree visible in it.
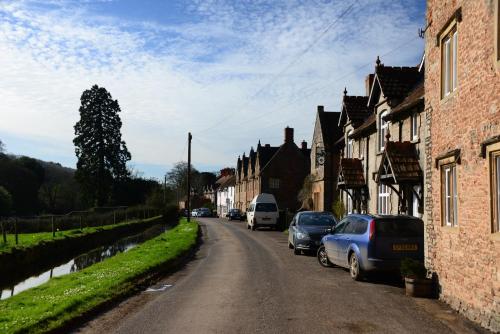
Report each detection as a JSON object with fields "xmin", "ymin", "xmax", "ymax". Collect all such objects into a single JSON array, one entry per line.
[
  {"xmin": 0, "ymin": 139, "xmax": 5, "ymax": 154},
  {"xmin": 297, "ymin": 174, "xmax": 314, "ymax": 210},
  {"xmin": 74, "ymin": 85, "xmax": 131, "ymax": 206},
  {"xmin": 0, "ymin": 186, "xmax": 12, "ymax": 216},
  {"xmin": 166, "ymin": 161, "xmax": 199, "ymax": 204}
]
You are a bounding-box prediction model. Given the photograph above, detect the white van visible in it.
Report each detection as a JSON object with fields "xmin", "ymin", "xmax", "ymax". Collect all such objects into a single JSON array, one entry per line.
[{"xmin": 246, "ymin": 193, "xmax": 280, "ymax": 231}]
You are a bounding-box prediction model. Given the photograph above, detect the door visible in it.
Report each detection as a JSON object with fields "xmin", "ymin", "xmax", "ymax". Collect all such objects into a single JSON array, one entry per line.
[
  {"xmin": 327, "ymin": 219, "xmax": 348, "ymax": 263},
  {"xmin": 336, "ymin": 218, "xmax": 355, "ymax": 267},
  {"xmin": 288, "ymin": 216, "xmax": 297, "ymax": 246}
]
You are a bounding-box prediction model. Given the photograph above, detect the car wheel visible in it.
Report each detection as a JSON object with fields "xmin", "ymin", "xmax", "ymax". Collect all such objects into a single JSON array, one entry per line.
[
  {"xmin": 317, "ymin": 245, "xmax": 332, "ymax": 267},
  {"xmin": 251, "ymin": 222, "xmax": 256, "ymax": 231},
  {"xmin": 349, "ymin": 253, "xmax": 363, "ymax": 281},
  {"xmin": 293, "ymin": 238, "xmax": 300, "ymax": 255},
  {"xmin": 247, "ymin": 223, "xmax": 250, "ymax": 229}
]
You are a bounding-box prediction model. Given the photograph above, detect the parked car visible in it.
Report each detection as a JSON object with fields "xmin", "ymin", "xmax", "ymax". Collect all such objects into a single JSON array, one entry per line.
[
  {"xmin": 317, "ymin": 214, "xmax": 424, "ymax": 281},
  {"xmin": 191, "ymin": 208, "xmax": 199, "ymax": 217},
  {"xmin": 227, "ymin": 208, "xmax": 243, "ymax": 221},
  {"xmin": 288, "ymin": 211, "xmax": 337, "ymax": 255},
  {"xmin": 198, "ymin": 207, "xmax": 212, "ymax": 217},
  {"xmin": 246, "ymin": 193, "xmax": 279, "ymax": 230}
]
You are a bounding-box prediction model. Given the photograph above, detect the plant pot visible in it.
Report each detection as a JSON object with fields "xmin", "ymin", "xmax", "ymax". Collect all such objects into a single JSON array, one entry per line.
[{"xmin": 404, "ymin": 277, "xmax": 433, "ymax": 298}]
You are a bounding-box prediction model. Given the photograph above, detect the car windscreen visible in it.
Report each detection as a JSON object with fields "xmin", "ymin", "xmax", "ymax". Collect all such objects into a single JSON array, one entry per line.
[
  {"xmin": 255, "ymin": 203, "xmax": 278, "ymax": 212},
  {"xmin": 230, "ymin": 209, "xmax": 240, "ymax": 213},
  {"xmin": 299, "ymin": 213, "xmax": 336, "ymax": 226},
  {"xmin": 375, "ymin": 219, "xmax": 424, "ymax": 238}
]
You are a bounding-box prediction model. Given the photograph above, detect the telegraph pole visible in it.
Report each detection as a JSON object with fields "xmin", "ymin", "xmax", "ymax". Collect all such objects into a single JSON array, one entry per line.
[{"xmin": 187, "ymin": 132, "xmax": 192, "ymax": 222}]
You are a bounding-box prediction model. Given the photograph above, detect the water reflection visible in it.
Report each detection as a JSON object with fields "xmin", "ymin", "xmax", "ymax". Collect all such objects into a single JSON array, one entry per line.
[{"xmin": 1, "ymin": 224, "xmax": 166, "ymax": 300}]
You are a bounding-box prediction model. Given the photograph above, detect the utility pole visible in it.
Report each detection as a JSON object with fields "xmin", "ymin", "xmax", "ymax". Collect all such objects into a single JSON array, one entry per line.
[{"xmin": 187, "ymin": 132, "xmax": 192, "ymax": 222}]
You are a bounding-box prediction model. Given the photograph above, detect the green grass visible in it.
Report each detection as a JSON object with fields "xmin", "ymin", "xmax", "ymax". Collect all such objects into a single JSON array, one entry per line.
[
  {"xmin": 0, "ymin": 216, "xmax": 161, "ymax": 254},
  {"xmin": 0, "ymin": 218, "xmax": 198, "ymax": 334}
]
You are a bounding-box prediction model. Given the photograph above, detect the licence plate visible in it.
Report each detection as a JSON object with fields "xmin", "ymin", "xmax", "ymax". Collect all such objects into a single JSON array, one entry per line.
[{"xmin": 392, "ymin": 244, "xmax": 418, "ymax": 251}]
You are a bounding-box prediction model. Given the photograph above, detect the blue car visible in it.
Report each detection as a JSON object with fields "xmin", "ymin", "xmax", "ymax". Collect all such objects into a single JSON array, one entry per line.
[
  {"xmin": 317, "ymin": 214, "xmax": 424, "ymax": 280},
  {"xmin": 288, "ymin": 211, "xmax": 338, "ymax": 255}
]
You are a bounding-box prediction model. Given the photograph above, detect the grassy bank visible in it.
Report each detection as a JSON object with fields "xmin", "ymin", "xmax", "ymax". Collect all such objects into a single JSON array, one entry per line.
[
  {"xmin": 0, "ymin": 216, "xmax": 161, "ymax": 254},
  {"xmin": 0, "ymin": 218, "xmax": 198, "ymax": 334}
]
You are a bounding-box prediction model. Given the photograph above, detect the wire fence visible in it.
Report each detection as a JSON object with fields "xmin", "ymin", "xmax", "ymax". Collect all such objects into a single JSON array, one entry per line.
[{"xmin": 0, "ymin": 205, "xmax": 165, "ymax": 245}]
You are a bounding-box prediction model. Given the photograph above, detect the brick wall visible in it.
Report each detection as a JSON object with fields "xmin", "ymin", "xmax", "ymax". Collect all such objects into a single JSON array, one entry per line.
[{"xmin": 425, "ymin": 0, "xmax": 500, "ymax": 331}]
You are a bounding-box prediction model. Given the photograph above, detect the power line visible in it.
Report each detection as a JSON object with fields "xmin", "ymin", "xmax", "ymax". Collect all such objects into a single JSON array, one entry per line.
[{"xmin": 196, "ymin": 1, "xmax": 357, "ymax": 136}]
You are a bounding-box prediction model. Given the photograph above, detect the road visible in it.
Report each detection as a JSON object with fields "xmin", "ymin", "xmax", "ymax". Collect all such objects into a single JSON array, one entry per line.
[{"xmin": 75, "ymin": 217, "xmax": 488, "ymax": 334}]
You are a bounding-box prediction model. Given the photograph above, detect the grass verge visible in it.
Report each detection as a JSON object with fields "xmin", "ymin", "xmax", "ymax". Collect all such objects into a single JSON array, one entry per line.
[
  {"xmin": 0, "ymin": 218, "xmax": 199, "ymax": 334},
  {"xmin": 0, "ymin": 216, "xmax": 161, "ymax": 255}
]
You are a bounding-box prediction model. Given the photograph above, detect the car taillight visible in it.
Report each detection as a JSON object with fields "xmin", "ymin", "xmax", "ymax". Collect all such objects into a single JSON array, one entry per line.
[{"xmin": 369, "ymin": 219, "xmax": 375, "ymax": 240}]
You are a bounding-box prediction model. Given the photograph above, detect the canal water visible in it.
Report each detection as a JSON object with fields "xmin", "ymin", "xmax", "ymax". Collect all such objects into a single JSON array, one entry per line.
[{"xmin": 0, "ymin": 224, "xmax": 168, "ymax": 300}]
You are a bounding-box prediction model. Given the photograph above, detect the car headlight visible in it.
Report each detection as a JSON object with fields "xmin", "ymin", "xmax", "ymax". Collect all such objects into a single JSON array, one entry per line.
[{"xmin": 296, "ymin": 231, "xmax": 310, "ymax": 240}]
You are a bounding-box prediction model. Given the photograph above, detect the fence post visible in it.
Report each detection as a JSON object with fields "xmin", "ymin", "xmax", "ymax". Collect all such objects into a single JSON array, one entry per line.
[
  {"xmin": 14, "ymin": 218, "xmax": 18, "ymax": 245},
  {"xmin": 1, "ymin": 219, "xmax": 6, "ymax": 244},
  {"xmin": 51, "ymin": 216, "xmax": 55, "ymax": 237}
]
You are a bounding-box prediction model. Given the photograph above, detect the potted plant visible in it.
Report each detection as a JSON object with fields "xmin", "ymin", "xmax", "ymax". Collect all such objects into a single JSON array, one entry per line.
[{"xmin": 400, "ymin": 258, "xmax": 433, "ymax": 298}]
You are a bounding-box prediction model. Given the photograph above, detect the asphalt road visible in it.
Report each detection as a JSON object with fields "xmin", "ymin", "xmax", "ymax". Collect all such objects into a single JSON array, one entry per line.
[{"xmin": 75, "ymin": 217, "xmax": 488, "ymax": 334}]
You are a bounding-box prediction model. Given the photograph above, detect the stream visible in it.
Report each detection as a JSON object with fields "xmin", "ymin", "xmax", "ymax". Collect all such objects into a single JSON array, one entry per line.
[{"xmin": 0, "ymin": 224, "xmax": 168, "ymax": 300}]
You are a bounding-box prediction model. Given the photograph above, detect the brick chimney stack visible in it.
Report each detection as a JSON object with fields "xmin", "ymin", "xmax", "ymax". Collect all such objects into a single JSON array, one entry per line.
[
  {"xmin": 365, "ymin": 74, "xmax": 374, "ymax": 96},
  {"xmin": 317, "ymin": 105, "xmax": 324, "ymax": 113},
  {"xmin": 284, "ymin": 127, "xmax": 294, "ymax": 143},
  {"xmin": 301, "ymin": 140, "xmax": 307, "ymax": 150}
]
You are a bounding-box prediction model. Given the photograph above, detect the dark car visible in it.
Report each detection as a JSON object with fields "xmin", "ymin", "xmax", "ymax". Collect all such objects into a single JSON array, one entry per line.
[
  {"xmin": 317, "ymin": 214, "xmax": 424, "ymax": 281},
  {"xmin": 227, "ymin": 208, "xmax": 243, "ymax": 221},
  {"xmin": 198, "ymin": 207, "xmax": 212, "ymax": 217},
  {"xmin": 288, "ymin": 211, "xmax": 337, "ymax": 255}
]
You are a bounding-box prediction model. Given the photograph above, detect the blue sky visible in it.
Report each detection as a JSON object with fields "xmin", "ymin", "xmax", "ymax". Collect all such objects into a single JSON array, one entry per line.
[{"xmin": 0, "ymin": 0, "xmax": 425, "ymax": 180}]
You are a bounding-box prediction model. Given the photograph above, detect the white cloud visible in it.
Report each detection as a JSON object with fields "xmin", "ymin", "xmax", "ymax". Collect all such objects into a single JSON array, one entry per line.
[{"xmin": 0, "ymin": 0, "xmax": 424, "ymax": 177}]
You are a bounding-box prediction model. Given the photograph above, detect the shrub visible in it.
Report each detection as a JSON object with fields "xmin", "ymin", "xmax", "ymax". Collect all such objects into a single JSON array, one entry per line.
[
  {"xmin": 332, "ymin": 199, "xmax": 345, "ymax": 219},
  {"xmin": 400, "ymin": 258, "xmax": 427, "ymax": 279}
]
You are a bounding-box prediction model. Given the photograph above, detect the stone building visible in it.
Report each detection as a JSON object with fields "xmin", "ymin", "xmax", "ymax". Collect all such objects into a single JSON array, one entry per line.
[
  {"xmin": 338, "ymin": 58, "xmax": 426, "ymax": 219},
  {"xmin": 310, "ymin": 105, "xmax": 343, "ymax": 211},
  {"xmin": 215, "ymin": 168, "xmax": 236, "ymax": 217},
  {"xmin": 235, "ymin": 127, "xmax": 311, "ymax": 212},
  {"xmin": 424, "ymin": 1, "xmax": 500, "ymax": 330}
]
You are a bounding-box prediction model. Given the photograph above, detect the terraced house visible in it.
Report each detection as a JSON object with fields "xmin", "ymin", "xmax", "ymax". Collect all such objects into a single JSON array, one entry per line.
[
  {"xmin": 424, "ymin": 1, "xmax": 500, "ymax": 331},
  {"xmin": 235, "ymin": 127, "xmax": 310, "ymax": 212},
  {"xmin": 337, "ymin": 58, "xmax": 425, "ymax": 221}
]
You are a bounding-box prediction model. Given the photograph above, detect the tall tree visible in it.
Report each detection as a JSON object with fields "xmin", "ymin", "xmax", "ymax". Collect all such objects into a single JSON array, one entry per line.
[
  {"xmin": 0, "ymin": 139, "xmax": 5, "ymax": 154},
  {"xmin": 74, "ymin": 85, "xmax": 131, "ymax": 206}
]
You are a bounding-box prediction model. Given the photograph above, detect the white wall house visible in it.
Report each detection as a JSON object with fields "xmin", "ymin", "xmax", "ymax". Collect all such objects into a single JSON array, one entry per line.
[{"xmin": 217, "ymin": 175, "xmax": 235, "ymax": 217}]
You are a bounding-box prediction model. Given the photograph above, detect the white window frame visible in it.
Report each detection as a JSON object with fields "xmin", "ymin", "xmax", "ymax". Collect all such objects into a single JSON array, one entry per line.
[
  {"xmin": 346, "ymin": 131, "xmax": 353, "ymax": 158},
  {"xmin": 491, "ymin": 150, "xmax": 500, "ymax": 233},
  {"xmin": 379, "ymin": 111, "xmax": 388, "ymax": 152},
  {"xmin": 347, "ymin": 191, "xmax": 353, "ymax": 214},
  {"xmin": 441, "ymin": 25, "xmax": 458, "ymax": 98},
  {"xmin": 412, "ymin": 185, "xmax": 421, "ymax": 217},
  {"xmin": 377, "ymin": 184, "xmax": 390, "ymax": 214},
  {"xmin": 442, "ymin": 164, "xmax": 458, "ymax": 227},
  {"xmin": 411, "ymin": 113, "xmax": 418, "ymax": 141}
]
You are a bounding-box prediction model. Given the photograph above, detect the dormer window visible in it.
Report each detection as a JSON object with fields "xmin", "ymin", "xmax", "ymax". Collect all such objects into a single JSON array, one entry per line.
[{"xmin": 379, "ymin": 111, "xmax": 388, "ymax": 151}]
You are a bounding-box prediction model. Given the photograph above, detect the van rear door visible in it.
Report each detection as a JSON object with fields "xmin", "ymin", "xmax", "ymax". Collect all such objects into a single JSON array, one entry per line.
[{"xmin": 372, "ymin": 218, "xmax": 424, "ymax": 261}]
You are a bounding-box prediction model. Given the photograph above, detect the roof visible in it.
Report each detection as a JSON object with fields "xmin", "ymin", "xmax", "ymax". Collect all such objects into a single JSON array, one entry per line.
[
  {"xmin": 218, "ymin": 174, "xmax": 235, "ymax": 189},
  {"xmin": 384, "ymin": 80, "xmax": 424, "ymax": 121},
  {"xmin": 341, "ymin": 96, "xmax": 370, "ymax": 127},
  {"xmin": 337, "ymin": 158, "xmax": 366, "ymax": 189},
  {"xmin": 377, "ymin": 141, "xmax": 422, "ymax": 184},
  {"xmin": 318, "ymin": 111, "xmax": 342, "ymax": 149},
  {"xmin": 257, "ymin": 144, "xmax": 279, "ymax": 169},
  {"xmin": 349, "ymin": 113, "xmax": 376, "ymax": 139},
  {"xmin": 375, "ymin": 65, "xmax": 421, "ymax": 100},
  {"xmin": 242, "ymin": 156, "xmax": 249, "ymax": 177}
]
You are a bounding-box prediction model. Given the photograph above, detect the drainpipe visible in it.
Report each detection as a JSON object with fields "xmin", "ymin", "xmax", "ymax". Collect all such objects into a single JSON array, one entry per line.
[{"xmin": 365, "ymin": 136, "xmax": 370, "ymax": 212}]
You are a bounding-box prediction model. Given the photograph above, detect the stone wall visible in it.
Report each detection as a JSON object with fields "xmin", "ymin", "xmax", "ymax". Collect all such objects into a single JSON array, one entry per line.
[{"xmin": 425, "ymin": 0, "xmax": 500, "ymax": 331}]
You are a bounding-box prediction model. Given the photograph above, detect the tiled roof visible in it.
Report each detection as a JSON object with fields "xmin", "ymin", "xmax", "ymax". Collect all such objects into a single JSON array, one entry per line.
[
  {"xmin": 349, "ymin": 113, "xmax": 376, "ymax": 139},
  {"xmin": 337, "ymin": 158, "xmax": 365, "ymax": 189},
  {"xmin": 375, "ymin": 65, "xmax": 421, "ymax": 100},
  {"xmin": 377, "ymin": 141, "xmax": 422, "ymax": 184},
  {"xmin": 218, "ymin": 174, "xmax": 235, "ymax": 189},
  {"xmin": 384, "ymin": 80, "xmax": 424, "ymax": 121},
  {"xmin": 257, "ymin": 145, "xmax": 279, "ymax": 169},
  {"xmin": 318, "ymin": 111, "xmax": 343, "ymax": 149},
  {"xmin": 342, "ymin": 96, "xmax": 369, "ymax": 126}
]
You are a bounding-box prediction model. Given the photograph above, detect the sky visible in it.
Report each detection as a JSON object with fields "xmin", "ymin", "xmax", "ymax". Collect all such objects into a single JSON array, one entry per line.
[{"xmin": 0, "ymin": 0, "xmax": 425, "ymax": 180}]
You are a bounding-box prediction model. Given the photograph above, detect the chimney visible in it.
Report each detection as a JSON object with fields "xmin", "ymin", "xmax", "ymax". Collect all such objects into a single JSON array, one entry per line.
[
  {"xmin": 365, "ymin": 74, "xmax": 374, "ymax": 96},
  {"xmin": 317, "ymin": 105, "xmax": 324, "ymax": 113},
  {"xmin": 284, "ymin": 127, "xmax": 294, "ymax": 143},
  {"xmin": 301, "ymin": 140, "xmax": 307, "ymax": 150}
]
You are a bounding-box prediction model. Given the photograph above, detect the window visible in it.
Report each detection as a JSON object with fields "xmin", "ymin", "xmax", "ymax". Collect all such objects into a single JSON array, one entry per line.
[
  {"xmin": 441, "ymin": 164, "xmax": 458, "ymax": 226},
  {"xmin": 441, "ymin": 25, "xmax": 458, "ymax": 97},
  {"xmin": 412, "ymin": 185, "xmax": 421, "ymax": 217},
  {"xmin": 411, "ymin": 113, "xmax": 418, "ymax": 141},
  {"xmin": 492, "ymin": 151, "xmax": 500, "ymax": 233},
  {"xmin": 346, "ymin": 131, "xmax": 353, "ymax": 158},
  {"xmin": 269, "ymin": 178, "xmax": 280, "ymax": 189},
  {"xmin": 346, "ymin": 191, "xmax": 353, "ymax": 214},
  {"xmin": 377, "ymin": 184, "xmax": 390, "ymax": 214},
  {"xmin": 496, "ymin": 0, "xmax": 500, "ymax": 62},
  {"xmin": 379, "ymin": 111, "xmax": 388, "ymax": 151}
]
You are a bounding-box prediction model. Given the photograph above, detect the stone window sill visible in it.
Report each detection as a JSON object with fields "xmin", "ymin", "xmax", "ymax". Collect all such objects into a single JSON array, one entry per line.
[
  {"xmin": 490, "ymin": 232, "xmax": 500, "ymax": 242},
  {"xmin": 441, "ymin": 225, "xmax": 459, "ymax": 232},
  {"xmin": 440, "ymin": 89, "xmax": 458, "ymax": 105}
]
